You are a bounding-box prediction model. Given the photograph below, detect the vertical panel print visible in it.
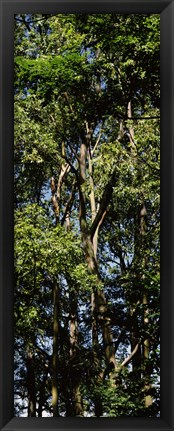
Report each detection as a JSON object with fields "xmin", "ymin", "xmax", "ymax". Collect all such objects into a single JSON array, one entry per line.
[{"xmin": 14, "ymin": 13, "xmax": 160, "ymax": 418}]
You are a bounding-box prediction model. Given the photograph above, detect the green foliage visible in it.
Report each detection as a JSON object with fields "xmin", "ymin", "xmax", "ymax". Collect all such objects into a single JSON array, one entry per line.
[{"xmin": 14, "ymin": 13, "xmax": 160, "ymax": 418}]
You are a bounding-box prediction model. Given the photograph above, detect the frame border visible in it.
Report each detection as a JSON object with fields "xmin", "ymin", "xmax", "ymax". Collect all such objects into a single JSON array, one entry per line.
[{"xmin": 0, "ymin": 1, "xmax": 174, "ymax": 430}]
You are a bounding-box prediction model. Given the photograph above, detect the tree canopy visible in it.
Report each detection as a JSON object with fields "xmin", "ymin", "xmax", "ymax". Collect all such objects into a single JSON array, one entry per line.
[{"xmin": 14, "ymin": 13, "xmax": 160, "ymax": 417}]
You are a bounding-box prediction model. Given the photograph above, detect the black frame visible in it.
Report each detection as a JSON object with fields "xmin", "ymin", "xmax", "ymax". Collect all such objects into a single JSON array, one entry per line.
[{"xmin": 0, "ymin": 0, "xmax": 173, "ymax": 430}]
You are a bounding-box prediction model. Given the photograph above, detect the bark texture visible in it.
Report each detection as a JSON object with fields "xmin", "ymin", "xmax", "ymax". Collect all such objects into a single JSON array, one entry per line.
[
  {"xmin": 52, "ymin": 282, "xmax": 59, "ymax": 416},
  {"xmin": 26, "ymin": 351, "xmax": 36, "ymax": 417}
]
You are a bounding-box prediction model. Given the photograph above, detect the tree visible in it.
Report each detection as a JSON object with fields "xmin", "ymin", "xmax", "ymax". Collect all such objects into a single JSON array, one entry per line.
[{"xmin": 14, "ymin": 13, "xmax": 160, "ymax": 417}]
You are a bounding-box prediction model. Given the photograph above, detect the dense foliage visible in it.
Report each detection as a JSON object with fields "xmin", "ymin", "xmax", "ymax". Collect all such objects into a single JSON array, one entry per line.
[{"xmin": 14, "ymin": 13, "xmax": 160, "ymax": 417}]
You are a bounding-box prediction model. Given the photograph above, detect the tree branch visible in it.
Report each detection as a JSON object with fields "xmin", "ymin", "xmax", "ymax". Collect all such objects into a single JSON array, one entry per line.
[
  {"xmin": 67, "ymin": 141, "xmax": 81, "ymax": 162},
  {"xmin": 120, "ymin": 342, "xmax": 140, "ymax": 369},
  {"xmin": 126, "ymin": 116, "xmax": 160, "ymax": 121},
  {"xmin": 92, "ymin": 128, "xmax": 102, "ymax": 156},
  {"xmin": 61, "ymin": 181, "xmax": 77, "ymax": 226},
  {"xmin": 61, "ymin": 154, "xmax": 79, "ymax": 179},
  {"xmin": 62, "ymin": 92, "xmax": 74, "ymax": 115},
  {"xmin": 57, "ymin": 163, "xmax": 70, "ymax": 201},
  {"xmin": 90, "ymin": 171, "xmax": 117, "ymax": 241}
]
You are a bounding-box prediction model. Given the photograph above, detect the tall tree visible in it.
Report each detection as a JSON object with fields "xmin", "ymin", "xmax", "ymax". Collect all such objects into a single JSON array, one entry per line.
[{"xmin": 14, "ymin": 13, "xmax": 160, "ymax": 417}]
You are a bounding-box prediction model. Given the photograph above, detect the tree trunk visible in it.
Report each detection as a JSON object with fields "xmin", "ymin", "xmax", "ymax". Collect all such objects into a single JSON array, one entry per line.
[
  {"xmin": 38, "ymin": 367, "xmax": 49, "ymax": 417},
  {"xmin": 88, "ymin": 146, "xmax": 100, "ymax": 368},
  {"xmin": 127, "ymin": 101, "xmax": 142, "ymax": 379},
  {"xmin": 127, "ymin": 100, "xmax": 135, "ymax": 147},
  {"xmin": 140, "ymin": 205, "xmax": 153, "ymax": 409},
  {"xmin": 78, "ymin": 133, "xmax": 117, "ymax": 415},
  {"xmin": 69, "ymin": 290, "xmax": 83, "ymax": 416},
  {"xmin": 142, "ymin": 293, "xmax": 152, "ymax": 408},
  {"xmin": 26, "ymin": 351, "xmax": 36, "ymax": 417},
  {"xmin": 51, "ymin": 141, "xmax": 70, "ymax": 225},
  {"xmin": 52, "ymin": 282, "xmax": 59, "ymax": 416}
]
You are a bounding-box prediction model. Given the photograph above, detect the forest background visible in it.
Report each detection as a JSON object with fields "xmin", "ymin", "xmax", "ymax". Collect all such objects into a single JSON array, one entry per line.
[{"xmin": 14, "ymin": 13, "xmax": 160, "ymax": 418}]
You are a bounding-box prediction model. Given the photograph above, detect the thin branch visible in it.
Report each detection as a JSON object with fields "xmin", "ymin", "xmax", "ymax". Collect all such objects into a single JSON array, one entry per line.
[
  {"xmin": 51, "ymin": 176, "xmax": 59, "ymax": 223},
  {"xmin": 67, "ymin": 141, "xmax": 81, "ymax": 162},
  {"xmin": 14, "ymin": 14, "xmax": 58, "ymax": 26},
  {"xmin": 61, "ymin": 181, "xmax": 77, "ymax": 226},
  {"xmin": 120, "ymin": 342, "xmax": 140, "ymax": 369},
  {"xmin": 114, "ymin": 327, "xmax": 126, "ymax": 354},
  {"xmin": 125, "ymin": 116, "xmax": 160, "ymax": 121},
  {"xmin": 92, "ymin": 128, "xmax": 102, "ymax": 156},
  {"xmin": 50, "ymin": 114, "xmax": 57, "ymax": 127},
  {"xmin": 98, "ymin": 209, "xmax": 107, "ymax": 230},
  {"xmin": 61, "ymin": 155, "xmax": 78, "ymax": 176},
  {"xmin": 62, "ymin": 92, "xmax": 74, "ymax": 115},
  {"xmin": 90, "ymin": 170, "xmax": 117, "ymax": 241},
  {"xmin": 57, "ymin": 163, "xmax": 70, "ymax": 200},
  {"xmin": 102, "ymin": 342, "xmax": 140, "ymax": 383}
]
